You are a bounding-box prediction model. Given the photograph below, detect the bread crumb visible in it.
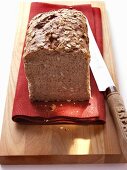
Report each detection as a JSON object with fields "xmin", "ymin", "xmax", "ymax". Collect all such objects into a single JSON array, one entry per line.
[
  {"xmin": 67, "ymin": 99, "xmax": 71, "ymax": 102},
  {"xmin": 50, "ymin": 104, "xmax": 56, "ymax": 111},
  {"xmin": 60, "ymin": 126, "xmax": 63, "ymax": 130},
  {"xmin": 64, "ymin": 128, "xmax": 70, "ymax": 131}
]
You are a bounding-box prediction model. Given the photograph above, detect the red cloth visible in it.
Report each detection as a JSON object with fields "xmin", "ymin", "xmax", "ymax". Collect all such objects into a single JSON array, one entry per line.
[{"xmin": 12, "ymin": 2, "xmax": 105, "ymax": 124}]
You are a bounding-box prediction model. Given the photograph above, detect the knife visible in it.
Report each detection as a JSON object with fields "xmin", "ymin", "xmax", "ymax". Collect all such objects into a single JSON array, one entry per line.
[{"xmin": 87, "ymin": 20, "xmax": 127, "ymax": 160}]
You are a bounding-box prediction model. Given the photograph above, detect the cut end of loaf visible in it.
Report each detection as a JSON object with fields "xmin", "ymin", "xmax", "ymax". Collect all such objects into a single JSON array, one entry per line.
[{"xmin": 24, "ymin": 50, "xmax": 91, "ymax": 101}]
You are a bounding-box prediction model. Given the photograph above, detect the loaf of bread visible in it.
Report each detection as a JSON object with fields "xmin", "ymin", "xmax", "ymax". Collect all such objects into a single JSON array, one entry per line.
[{"xmin": 23, "ymin": 9, "xmax": 91, "ymax": 101}]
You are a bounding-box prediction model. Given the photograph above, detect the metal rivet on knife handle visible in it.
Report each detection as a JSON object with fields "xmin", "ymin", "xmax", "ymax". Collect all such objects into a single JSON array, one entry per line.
[
  {"xmin": 105, "ymin": 86, "xmax": 117, "ymax": 96},
  {"xmin": 106, "ymin": 88, "xmax": 127, "ymax": 160}
]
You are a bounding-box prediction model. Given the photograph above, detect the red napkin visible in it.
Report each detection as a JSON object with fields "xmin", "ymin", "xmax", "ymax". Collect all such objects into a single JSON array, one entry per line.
[{"xmin": 12, "ymin": 2, "xmax": 105, "ymax": 124}]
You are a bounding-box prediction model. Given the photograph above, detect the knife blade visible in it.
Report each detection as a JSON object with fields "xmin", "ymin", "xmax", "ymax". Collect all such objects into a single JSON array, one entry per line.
[{"xmin": 87, "ymin": 20, "xmax": 127, "ymax": 160}]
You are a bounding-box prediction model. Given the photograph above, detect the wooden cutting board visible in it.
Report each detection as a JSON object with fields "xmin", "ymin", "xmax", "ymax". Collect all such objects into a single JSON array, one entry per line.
[{"xmin": 0, "ymin": 0, "xmax": 126, "ymax": 164}]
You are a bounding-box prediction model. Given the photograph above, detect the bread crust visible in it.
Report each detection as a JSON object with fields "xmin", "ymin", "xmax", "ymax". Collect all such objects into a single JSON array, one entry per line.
[{"xmin": 23, "ymin": 9, "xmax": 90, "ymax": 60}]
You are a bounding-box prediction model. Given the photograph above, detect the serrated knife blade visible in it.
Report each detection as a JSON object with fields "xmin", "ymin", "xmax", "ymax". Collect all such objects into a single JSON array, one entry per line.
[{"xmin": 87, "ymin": 20, "xmax": 127, "ymax": 160}]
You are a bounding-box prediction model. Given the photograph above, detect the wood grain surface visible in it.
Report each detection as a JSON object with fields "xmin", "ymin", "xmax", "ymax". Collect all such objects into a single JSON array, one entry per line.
[{"xmin": 0, "ymin": 0, "xmax": 126, "ymax": 164}]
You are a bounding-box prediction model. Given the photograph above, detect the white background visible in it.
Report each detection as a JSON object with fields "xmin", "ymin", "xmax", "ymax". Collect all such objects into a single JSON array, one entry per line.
[{"xmin": 0, "ymin": 0, "xmax": 127, "ymax": 169}]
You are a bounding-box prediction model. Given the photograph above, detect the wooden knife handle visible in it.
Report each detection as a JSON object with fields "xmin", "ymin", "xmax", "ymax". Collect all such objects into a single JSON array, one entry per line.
[{"xmin": 106, "ymin": 86, "xmax": 127, "ymax": 160}]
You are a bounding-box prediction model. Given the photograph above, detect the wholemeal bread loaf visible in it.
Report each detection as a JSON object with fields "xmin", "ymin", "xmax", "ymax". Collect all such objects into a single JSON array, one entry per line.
[{"xmin": 23, "ymin": 9, "xmax": 91, "ymax": 101}]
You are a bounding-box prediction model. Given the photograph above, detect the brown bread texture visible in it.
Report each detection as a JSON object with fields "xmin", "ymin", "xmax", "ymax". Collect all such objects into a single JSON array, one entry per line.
[{"xmin": 23, "ymin": 9, "xmax": 91, "ymax": 101}]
